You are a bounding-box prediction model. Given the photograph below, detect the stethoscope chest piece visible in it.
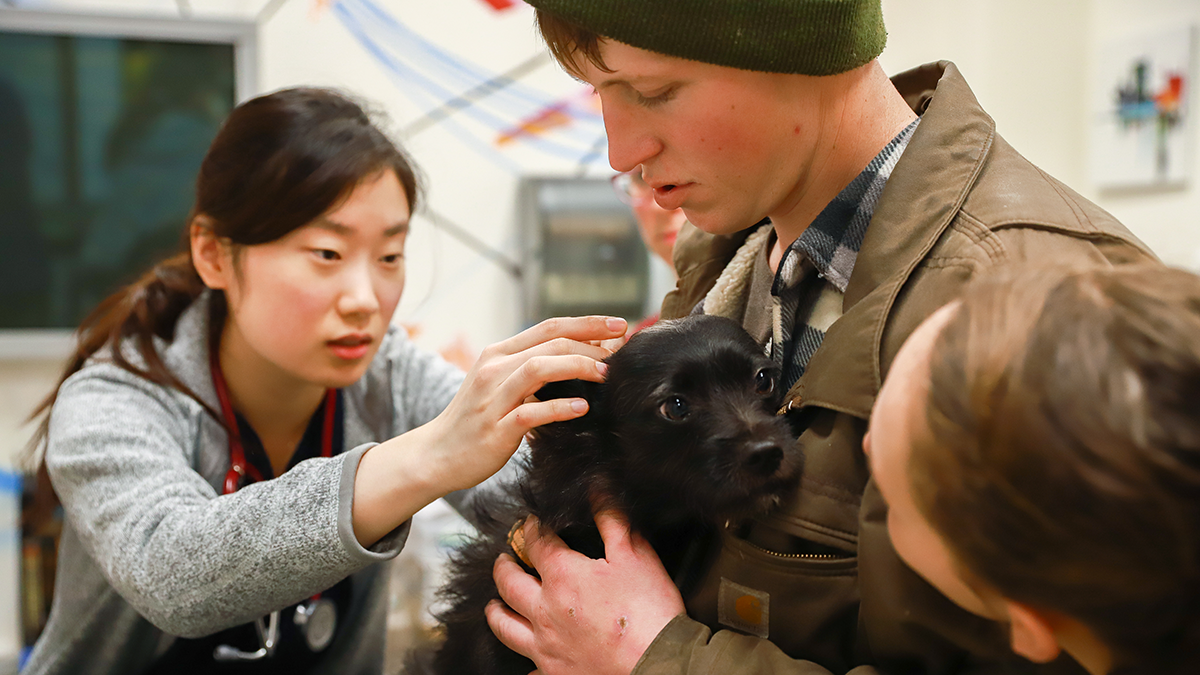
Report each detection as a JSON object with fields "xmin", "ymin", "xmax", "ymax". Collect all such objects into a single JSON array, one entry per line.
[{"xmin": 294, "ymin": 597, "xmax": 337, "ymax": 653}]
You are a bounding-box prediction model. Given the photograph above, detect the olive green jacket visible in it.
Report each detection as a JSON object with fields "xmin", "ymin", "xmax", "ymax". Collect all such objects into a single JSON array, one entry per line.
[{"xmin": 638, "ymin": 62, "xmax": 1157, "ymax": 675}]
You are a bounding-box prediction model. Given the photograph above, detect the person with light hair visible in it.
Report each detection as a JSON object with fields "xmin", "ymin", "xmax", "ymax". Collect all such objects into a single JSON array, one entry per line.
[{"xmin": 866, "ymin": 263, "xmax": 1200, "ymax": 675}]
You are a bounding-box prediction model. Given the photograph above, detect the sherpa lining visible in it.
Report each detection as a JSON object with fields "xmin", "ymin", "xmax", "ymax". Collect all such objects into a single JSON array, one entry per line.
[{"xmin": 702, "ymin": 223, "xmax": 774, "ymax": 319}]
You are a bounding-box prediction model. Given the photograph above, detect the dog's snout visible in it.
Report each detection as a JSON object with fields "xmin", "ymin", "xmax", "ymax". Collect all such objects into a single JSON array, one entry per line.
[{"xmin": 744, "ymin": 441, "xmax": 784, "ymax": 475}]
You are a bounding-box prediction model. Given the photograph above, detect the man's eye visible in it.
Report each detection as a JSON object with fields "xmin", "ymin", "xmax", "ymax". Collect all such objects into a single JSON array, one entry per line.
[
  {"xmin": 659, "ymin": 396, "xmax": 689, "ymax": 421},
  {"xmin": 635, "ymin": 87, "xmax": 676, "ymax": 108},
  {"xmin": 381, "ymin": 253, "xmax": 403, "ymax": 264},
  {"xmin": 313, "ymin": 249, "xmax": 339, "ymax": 261}
]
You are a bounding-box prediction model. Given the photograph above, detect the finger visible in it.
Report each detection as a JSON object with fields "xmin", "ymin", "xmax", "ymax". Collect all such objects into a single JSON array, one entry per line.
[
  {"xmin": 593, "ymin": 508, "xmax": 636, "ymax": 560},
  {"xmin": 496, "ymin": 316, "xmax": 627, "ymax": 356},
  {"xmin": 485, "ymin": 598, "xmax": 537, "ymax": 660},
  {"xmin": 514, "ymin": 336, "xmax": 615, "ymax": 364},
  {"xmin": 520, "ymin": 515, "xmax": 573, "ymax": 572},
  {"xmin": 495, "ymin": 354, "xmax": 609, "ymax": 407},
  {"xmin": 598, "ymin": 335, "xmax": 627, "ymax": 353},
  {"xmin": 586, "ymin": 335, "xmax": 625, "ymax": 352},
  {"xmin": 504, "ymin": 398, "xmax": 589, "ymax": 436},
  {"xmin": 493, "ymin": 553, "xmax": 543, "ymax": 615},
  {"xmin": 480, "ymin": 340, "xmax": 611, "ymax": 393}
]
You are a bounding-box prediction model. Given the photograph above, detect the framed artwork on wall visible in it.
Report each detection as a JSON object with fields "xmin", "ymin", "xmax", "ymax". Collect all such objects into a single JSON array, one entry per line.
[{"xmin": 1090, "ymin": 25, "xmax": 1196, "ymax": 191}]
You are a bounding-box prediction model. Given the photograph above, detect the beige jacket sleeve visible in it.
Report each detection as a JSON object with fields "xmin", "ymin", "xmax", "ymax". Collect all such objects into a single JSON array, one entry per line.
[{"xmin": 633, "ymin": 616, "xmax": 869, "ymax": 675}]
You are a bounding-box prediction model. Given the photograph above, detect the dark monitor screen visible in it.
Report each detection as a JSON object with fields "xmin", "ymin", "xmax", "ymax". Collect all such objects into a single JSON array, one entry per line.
[{"xmin": 0, "ymin": 30, "xmax": 235, "ymax": 329}]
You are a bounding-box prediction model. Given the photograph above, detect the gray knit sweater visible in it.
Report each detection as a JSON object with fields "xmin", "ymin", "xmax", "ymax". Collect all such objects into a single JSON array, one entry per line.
[{"xmin": 23, "ymin": 294, "xmax": 477, "ymax": 675}]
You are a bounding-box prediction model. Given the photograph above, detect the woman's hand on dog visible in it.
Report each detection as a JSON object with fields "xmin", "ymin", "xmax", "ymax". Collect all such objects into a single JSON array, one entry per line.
[
  {"xmin": 351, "ymin": 316, "xmax": 626, "ymax": 547},
  {"xmin": 428, "ymin": 315, "xmax": 628, "ymax": 489},
  {"xmin": 486, "ymin": 510, "xmax": 685, "ymax": 675}
]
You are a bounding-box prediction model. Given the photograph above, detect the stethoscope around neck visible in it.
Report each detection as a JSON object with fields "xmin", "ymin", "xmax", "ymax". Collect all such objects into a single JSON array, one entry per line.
[{"xmin": 209, "ymin": 347, "xmax": 340, "ymax": 662}]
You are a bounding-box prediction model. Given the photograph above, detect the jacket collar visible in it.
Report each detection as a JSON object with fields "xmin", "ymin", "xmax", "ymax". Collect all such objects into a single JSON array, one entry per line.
[
  {"xmin": 844, "ymin": 62, "xmax": 993, "ymax": 308},
  {"xmin": 788, "ymin": 61, "xmax": 996, "ymax": 419},
  {"xmin": 159, "ymin": 290, "xmax": 223, "ymax": 417},
  {"xmin": 663, "ymin": 62, "xmax": 994, "ymax": 419}
]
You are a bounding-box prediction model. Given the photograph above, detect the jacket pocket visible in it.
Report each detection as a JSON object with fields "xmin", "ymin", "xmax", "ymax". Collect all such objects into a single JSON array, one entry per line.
[{"xmin": 684, "ymin": 527, "xmax": 860, "ymax": 673}]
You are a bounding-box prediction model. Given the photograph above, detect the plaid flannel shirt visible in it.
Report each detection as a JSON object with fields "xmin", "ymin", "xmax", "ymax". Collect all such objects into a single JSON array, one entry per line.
[{"xmin": 768, "ymin": 118, "xmax": 920, "ymax": 391}]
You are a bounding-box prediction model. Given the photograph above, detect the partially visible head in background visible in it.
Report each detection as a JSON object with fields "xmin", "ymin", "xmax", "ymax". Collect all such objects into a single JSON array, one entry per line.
[
  {"xmin": 612, "ymin": 169, "xmax": 686, "ymax": 268},
  {"xmin": 865, "ymin": 264, "xmax": 1200, "ymax": 675}
]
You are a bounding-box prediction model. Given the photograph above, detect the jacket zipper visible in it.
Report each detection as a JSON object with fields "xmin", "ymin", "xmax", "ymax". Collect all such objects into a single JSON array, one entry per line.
[{"xmin": 741, "ymin": 538, "xmax": 849, "ymax": 560}]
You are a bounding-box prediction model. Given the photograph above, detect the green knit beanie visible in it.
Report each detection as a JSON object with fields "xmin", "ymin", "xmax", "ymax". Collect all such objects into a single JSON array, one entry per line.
[{"xmin": 525, "ymin": 0, "xmax": 886, "ymax": 76}]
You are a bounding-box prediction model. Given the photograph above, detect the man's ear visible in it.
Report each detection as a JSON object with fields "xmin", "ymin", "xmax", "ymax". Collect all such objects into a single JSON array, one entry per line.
[
  {"xmin": 191, "ymin": 216, "xmax": 232, "ymax": 290},
  {"xmin": 1006, "ymin": 601, "xmax": 1063, "ymax": 664}
]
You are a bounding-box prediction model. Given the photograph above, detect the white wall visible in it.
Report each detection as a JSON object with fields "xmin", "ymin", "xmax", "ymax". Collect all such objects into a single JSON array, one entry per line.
[
  {"xmin": 258, "ymin": 0, "xmax": 1200, "ymax": 358},
  {"xmin": 881, "ymin": 0, "xmax": 1200, "ymax": 270},
  {"xmin": 880, "ymin": 0, "xmax": 1092, "ymax": 190},
  {"xmin": 258, "ymin": 0, "xmax": 1200, "ymax": 361},
  {"xmin": 259, "ymin": 0, "xmax": 598, "ymax": 356}
]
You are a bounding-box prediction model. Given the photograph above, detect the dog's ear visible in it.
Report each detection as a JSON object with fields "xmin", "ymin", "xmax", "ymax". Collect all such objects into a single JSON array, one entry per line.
[
  {"xmin": 535, "ymin": 379, "xmax": 604, "ymax": 407},
  {"xmin": 529, "ymin": 379, "xmax": 606, "ymax": 445}
]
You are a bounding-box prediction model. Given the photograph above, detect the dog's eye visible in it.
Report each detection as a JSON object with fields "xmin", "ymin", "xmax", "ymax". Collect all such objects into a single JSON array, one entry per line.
[
  {"xmin": 659, "ymin": 396, "xmax": 690, "ymax": 421},
  {"xmin": 755, "ymin": 369, "xmax": 775, "ymax": 395}
]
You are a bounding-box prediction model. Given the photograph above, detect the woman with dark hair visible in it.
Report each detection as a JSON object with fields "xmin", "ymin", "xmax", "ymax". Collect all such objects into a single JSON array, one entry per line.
[
  {"xmin": 21, "ymin": 87, "xmax": 624, "ymax": 675},
  {"xmin": 865, "ymin": 264, "xmax": 1200, "ymax": 675}
]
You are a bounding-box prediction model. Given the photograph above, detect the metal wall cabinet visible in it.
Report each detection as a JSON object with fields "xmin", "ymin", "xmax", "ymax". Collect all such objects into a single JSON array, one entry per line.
[{"xmin": 519, "ymin": 177, "xmax": 649, "ymax": 328}]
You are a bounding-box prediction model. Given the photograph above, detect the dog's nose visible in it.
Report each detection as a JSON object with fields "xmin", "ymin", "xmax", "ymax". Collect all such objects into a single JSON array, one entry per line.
[{"xmin": 744, "ymin": 441, "xmax": 784, "ymax": 475}]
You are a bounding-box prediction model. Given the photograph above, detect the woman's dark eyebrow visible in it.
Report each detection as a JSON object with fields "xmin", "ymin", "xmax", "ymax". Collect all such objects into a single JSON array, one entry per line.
[
  {"xmin": 312, "ymin": 218, "xmax": 352, "ymax": 235},
  {"xmin": 312, "ymin": 218, "xmax": 408, "ymax": 237}
]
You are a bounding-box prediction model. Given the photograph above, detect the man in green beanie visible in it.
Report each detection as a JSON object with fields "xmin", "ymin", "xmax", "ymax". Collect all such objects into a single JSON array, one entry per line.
[{"xmin": 488, "ymin": 2, "xmax": 1158, "ymax": 675}]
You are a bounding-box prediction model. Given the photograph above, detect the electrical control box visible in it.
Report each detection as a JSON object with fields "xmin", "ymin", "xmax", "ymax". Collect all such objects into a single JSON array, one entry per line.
[{"xmin": 519, "ymin": 177, "xmax": 649, "ymax": 327}]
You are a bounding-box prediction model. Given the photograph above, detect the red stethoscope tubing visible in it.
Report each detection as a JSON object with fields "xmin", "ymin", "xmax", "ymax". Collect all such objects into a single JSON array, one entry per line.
[
  {"xmin": 210, "ymin": 348, "xmax": 336, "ymax": 495},
  {"xmin": 209, "ymin": 347, "xmax": 338, "ymax": 637},
  {"xmin": 211, "ymin": 348, "xmax": 336, "ymax": 606}
]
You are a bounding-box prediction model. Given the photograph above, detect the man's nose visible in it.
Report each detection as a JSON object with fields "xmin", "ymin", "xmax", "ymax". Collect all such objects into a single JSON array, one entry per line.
[{"xmin": 604, "ymin": 106, "xmax": 661, "ymax": 173}]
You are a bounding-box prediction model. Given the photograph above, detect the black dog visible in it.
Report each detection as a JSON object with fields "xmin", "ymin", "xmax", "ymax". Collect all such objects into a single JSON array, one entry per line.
[{"xmin": 418, "ymin": 315, "xmax": 801, "ymax": 675}]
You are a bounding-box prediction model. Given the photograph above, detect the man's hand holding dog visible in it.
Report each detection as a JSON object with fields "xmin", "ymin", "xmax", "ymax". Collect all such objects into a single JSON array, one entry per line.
[{"xmin": 487, "ymin": 510, "xmax": 685, "ymax": 675}]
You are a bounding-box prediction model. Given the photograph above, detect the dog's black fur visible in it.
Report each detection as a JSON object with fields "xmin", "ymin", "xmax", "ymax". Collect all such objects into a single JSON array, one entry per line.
[{"xmin": 418, "ymin": 315, "xmax": 801, "ymax": 675}]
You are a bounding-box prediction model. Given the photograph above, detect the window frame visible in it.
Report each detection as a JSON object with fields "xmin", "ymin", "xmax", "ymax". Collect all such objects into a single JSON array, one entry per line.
[{"xmin": 0, "ymin": 7, "xmax": 256, "ymax": 359}]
